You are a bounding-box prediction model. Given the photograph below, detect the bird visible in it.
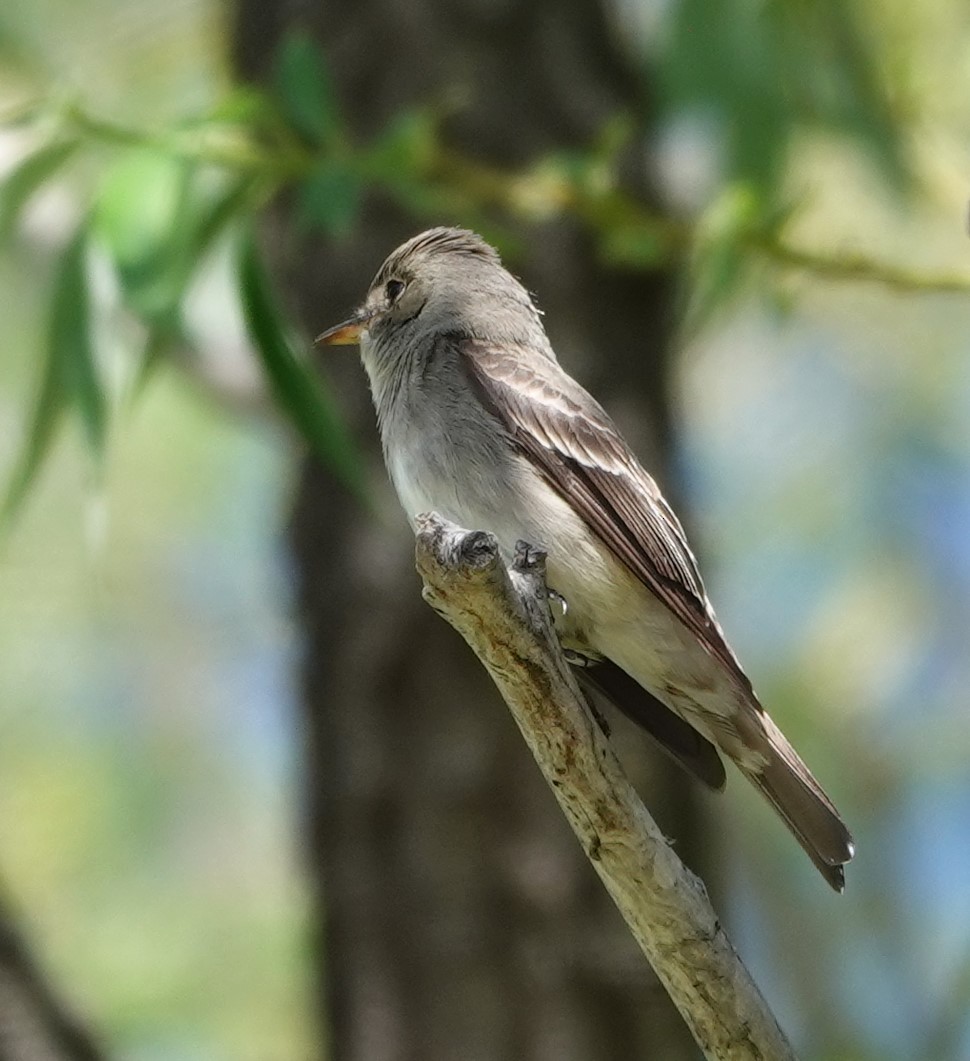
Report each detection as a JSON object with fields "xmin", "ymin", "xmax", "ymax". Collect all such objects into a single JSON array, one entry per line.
[{"xmin": 316, "ymin": 226, "xmax": 855, "ymax": 890}]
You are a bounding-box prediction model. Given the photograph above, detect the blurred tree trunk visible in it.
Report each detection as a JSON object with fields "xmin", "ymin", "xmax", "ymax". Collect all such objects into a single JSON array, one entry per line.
[
  {"xmin": 233, "ymin": 2, "xmax": 716, "ymax": 1058},
  {"xmin": 0, "ymin": 893, "xmax": 104, "ymax": 1061}
]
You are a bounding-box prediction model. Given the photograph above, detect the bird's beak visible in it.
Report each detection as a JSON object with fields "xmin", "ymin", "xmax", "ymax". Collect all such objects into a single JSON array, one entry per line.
[{"xmin": 314, "ymin": 306, "xmax": 377, "ymax": 347}]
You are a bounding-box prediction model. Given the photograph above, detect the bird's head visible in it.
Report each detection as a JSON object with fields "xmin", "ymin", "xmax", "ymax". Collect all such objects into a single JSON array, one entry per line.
[{"xmin": 315, "ymin": 227, "xmax": 550, "ymax": 369}]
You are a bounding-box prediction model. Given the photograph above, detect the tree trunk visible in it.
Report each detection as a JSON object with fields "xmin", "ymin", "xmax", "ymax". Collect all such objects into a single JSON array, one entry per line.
[
  {"xmin": 231, "ymin": 2, "xmax": 716, "ymax": 1057},
  {"xmin": 0, "ymin": 891, "xmax": 105, "ymax": 1061}
]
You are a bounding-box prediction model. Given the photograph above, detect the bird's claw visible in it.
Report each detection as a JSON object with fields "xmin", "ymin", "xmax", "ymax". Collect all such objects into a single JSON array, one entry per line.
[{"xmin": 546, "ymin": 588, "xmax": 568, "ymax": 618}]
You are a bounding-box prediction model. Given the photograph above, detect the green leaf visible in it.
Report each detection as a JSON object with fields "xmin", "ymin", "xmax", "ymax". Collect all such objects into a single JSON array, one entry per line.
[
  {"xmin": 95, "ymin": 149, "xmax": 190, "ymax": 319},
  {"xmin": 96, "ymin": 148, "xmax": 255, "ymax": 325},
  {"xmin": 2, "ymin": 224, "xmax": 104, "ymax": 523},
  {"xmin": 662, "ymin": 0, "xmax": 789, "ymax": 192},
  {"xmin": 95, "ymin": 149, "xmax": 187, "ymax": 263},
  {"xmin": 365, "ymin": 110, "xmax": 436, "ymax": 179},
  {"xmin": 53, "ymin": 228, "xmax": 106, "ymax": 456},
  {"xmin": 599, "ymin": 224, "xmax": 667, "ymax": 268},
  {"xmin": 185, "ymin": 174, "xmax": 258, "ymax": 267},
  {"xmin": 298, "ymin": 159, "xmax": 360, "ymax": 237},
  {"xmin": 272, "ymin": 31, "xmax": 341, "ymax": 147},
  {"xmin": 1, "ymin": 320, "xmax": 68, "ymax": 525},
  {"xmin": 0, "ymin": 138, "xmax": 78, "ymax": 241},
  {"xmin": 205, "ymin": 85, "xmax": 279, "ymax": 128},
  {"xmin": 131, "ymin": 319, "xmax": 184, "ymax": 398},
  {"xmin": 118, "ymin": 174, "xmax": 255, "ymax": 391},
  {"xmin": 779, "ymin": 0, "xmax": 907, "ymax": 188},
  {"xmin": 684, "ymin": 183, "xmax": 762, "ymax": 331},
  {"xmin": 236, "ymin": 228, "xmax": 364, "ymax": 500}
]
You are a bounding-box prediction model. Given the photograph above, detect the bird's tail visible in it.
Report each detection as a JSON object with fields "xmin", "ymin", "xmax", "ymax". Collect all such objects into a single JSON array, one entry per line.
[
  {"xmin": 577, "ymin": 659, "xmax": 727, "ymax": 791},
  {"xmin": 741, "ymin": 713, "xmax": 854, "ymax": 892}
]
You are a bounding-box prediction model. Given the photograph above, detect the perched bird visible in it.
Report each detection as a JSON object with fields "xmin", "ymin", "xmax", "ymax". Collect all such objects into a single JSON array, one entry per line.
[{"xmin": 317, "ymin": 227, "xmax": 855, "ymax": 890}]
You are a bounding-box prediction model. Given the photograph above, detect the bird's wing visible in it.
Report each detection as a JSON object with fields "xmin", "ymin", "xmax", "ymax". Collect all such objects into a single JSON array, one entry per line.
[
  {"xmin": 459, "ymin": 337, "xmax": 753, "ymax": 694},
  {"xmin": 576, "ymin": 658, "xmax": 727, "ymax": 790},
  {"xmin": 460, "ymin": 338, "xmax": 855, "ymax": 889}
]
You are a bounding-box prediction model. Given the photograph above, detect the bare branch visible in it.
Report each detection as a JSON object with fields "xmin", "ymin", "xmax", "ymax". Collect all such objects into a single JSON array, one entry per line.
[
  {"xmin": 751, "ymin": 235, "xmax": 970, "ymax": 294},
  {"xmin": 414, "ymin": 513, "xmax": 798, "ymax": 1061}
]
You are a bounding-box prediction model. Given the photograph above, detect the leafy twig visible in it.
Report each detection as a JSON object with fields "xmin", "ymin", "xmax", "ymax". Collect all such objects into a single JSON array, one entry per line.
[{"xmin": 37, "ymin": 99, "xmax": 970, "ymax": 297}]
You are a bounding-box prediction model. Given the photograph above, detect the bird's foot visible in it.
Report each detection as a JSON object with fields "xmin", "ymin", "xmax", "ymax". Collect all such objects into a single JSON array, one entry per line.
[{"xmin": 546, "ymin": 588, "xmax": 568, "ymax": 620}]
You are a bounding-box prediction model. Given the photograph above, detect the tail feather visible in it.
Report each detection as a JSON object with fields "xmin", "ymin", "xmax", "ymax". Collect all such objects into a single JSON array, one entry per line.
[
  {"xmin": 577, "ymin": 660, "xmax": 727, "ymax": 791},
  {"xmin": 742, "ymin": 713, "xmax": 854, "ymax": 892},
  {"xmin": 573, "ymin": 658, "xmax": 854, "ymax": 890}
]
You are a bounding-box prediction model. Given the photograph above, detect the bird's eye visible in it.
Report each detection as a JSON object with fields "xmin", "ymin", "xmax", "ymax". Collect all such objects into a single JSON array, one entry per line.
[{"xmin": 385, "ymin": 279, "xmax": 405, "ymax": 302}]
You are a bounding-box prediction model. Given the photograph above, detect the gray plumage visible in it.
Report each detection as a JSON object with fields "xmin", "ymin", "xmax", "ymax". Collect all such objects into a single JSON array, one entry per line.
[{"xmin": 317, "ymin": 226, "xmax": 855, "ymax": 891}]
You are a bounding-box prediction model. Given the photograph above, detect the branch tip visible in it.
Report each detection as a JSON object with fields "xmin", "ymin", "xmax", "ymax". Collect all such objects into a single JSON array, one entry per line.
[
  {"xmin": 460, "ymin": 529, "xmax": 500, "ymax": 567},
  {"xmin": 513, "ymin": 539, "xmax": 547, "ymax": 573}
]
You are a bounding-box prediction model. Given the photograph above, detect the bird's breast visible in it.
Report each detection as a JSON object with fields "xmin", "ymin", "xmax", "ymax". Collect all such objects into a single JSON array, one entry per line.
[
  {"xmin": 383, "ymin": 407, "xmax": 630, "ymax": 641},
  {"xmin": 384, "ymin": 409, "xmax": 528, "ymax": 543}
]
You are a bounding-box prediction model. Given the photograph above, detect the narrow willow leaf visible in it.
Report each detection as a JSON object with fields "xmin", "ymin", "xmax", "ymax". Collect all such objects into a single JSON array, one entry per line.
[
  {"xmin": 298, "ymin": 159, "xmax": 360, "ymax": 237},
  {"xmin": 205, "ymin": 85, "xmax": 278, "ymax": 128},
  {"xmin": 190, "ymin": 176, "xmax": 256, "ymax": 261},
  {"xmin": 0, "ymin": 321, "xmax": 69, "ymax": 524},
  {"xmin": 132, "ymin": 176, "xmax": 253, "ymax": 384},
  {"xmin": 794, "ymin": 0, "xmax": 907, "ymax": 188},
  {"xmin": 684, "ymin": 185, "xmax": 761, "ymax": 332},
  {"xmin": 1, "ymin": 224, "xmax": 104, "ymax": 523},
  {"xmin": 0, "ymin": 138, "xmax": 79, "ymax": 240},
  {"xmin": 273, "ymin": 31, "xmax": 341, "ymax": 147},
  {"xmin": 236, "ymin": 229, "xmax": 364, "ymax": 500},
  {"xmin": 142, "ymin": 173, "xmax": 256, "ymax": 322},
  {"xmin": 96, "ymin": 143, "xmax": 254, "ymax": 331},
  {"xmin": 94, "ymin": 149, "xmax": 190, "ymax": 320},
  {"xmin": 131, "ymin": 314, "xmax": 186, "ymax": 399},
  {"xmin": 95, "ymin": 149, "xmax": 187, "ymax": 265},
  {"xmin": 52, "ymin": 227, "xmax": 106, "ymax": 457},
  {"xmin": 365, "ymin": 110, "xmax": 435, "ymax": 178},
  {"xmin": 685, "ymin": 238, "xmax": 749, "ymax": 335}
]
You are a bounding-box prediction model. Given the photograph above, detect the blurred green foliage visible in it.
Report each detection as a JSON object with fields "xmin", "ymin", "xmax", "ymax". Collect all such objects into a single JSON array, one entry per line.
[
  {"xmin": 0, "ymin": 137, "xmax": 78, "ymax": 238},
  {"xmin": 236, "ymin": 225, "xmax": 362, "ymax": 498},
  {"xmin": 661, "ymin": 0, "xmax": 906, "ymax": 192},
  {"xmin": 273, "ymin": 31, "xmax": 343, "ymax": 151},
  {"xmin": 2, "ymin": 228, "xmax": 99, "ymax": 520},
  {"xmin": 3, "ymin": 15, "xmax": 966, "ymax": 525}
]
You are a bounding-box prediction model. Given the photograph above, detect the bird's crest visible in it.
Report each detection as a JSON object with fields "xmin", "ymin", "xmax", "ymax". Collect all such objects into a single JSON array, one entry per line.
[{"xmin": 375, "ymin": 227, "xmax": 500, "ymax": 285}]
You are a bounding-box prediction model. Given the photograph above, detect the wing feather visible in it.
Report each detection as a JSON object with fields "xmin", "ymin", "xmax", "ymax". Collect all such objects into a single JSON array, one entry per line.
[{"xmin": 459, "ymin": 337, "xmax": 752, "ymax": 694}]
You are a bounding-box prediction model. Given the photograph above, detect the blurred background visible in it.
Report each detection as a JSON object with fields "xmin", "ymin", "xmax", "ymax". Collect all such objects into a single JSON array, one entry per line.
[{"xmin": 1, "ymin": 0, "xmax": 969, "ymax": 1058}]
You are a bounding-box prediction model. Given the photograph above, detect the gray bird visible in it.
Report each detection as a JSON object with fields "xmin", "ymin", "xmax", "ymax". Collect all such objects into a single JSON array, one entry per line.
[{"xmin": 317, "ymin": 226, "xmax": 855, "ymax": 891}]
